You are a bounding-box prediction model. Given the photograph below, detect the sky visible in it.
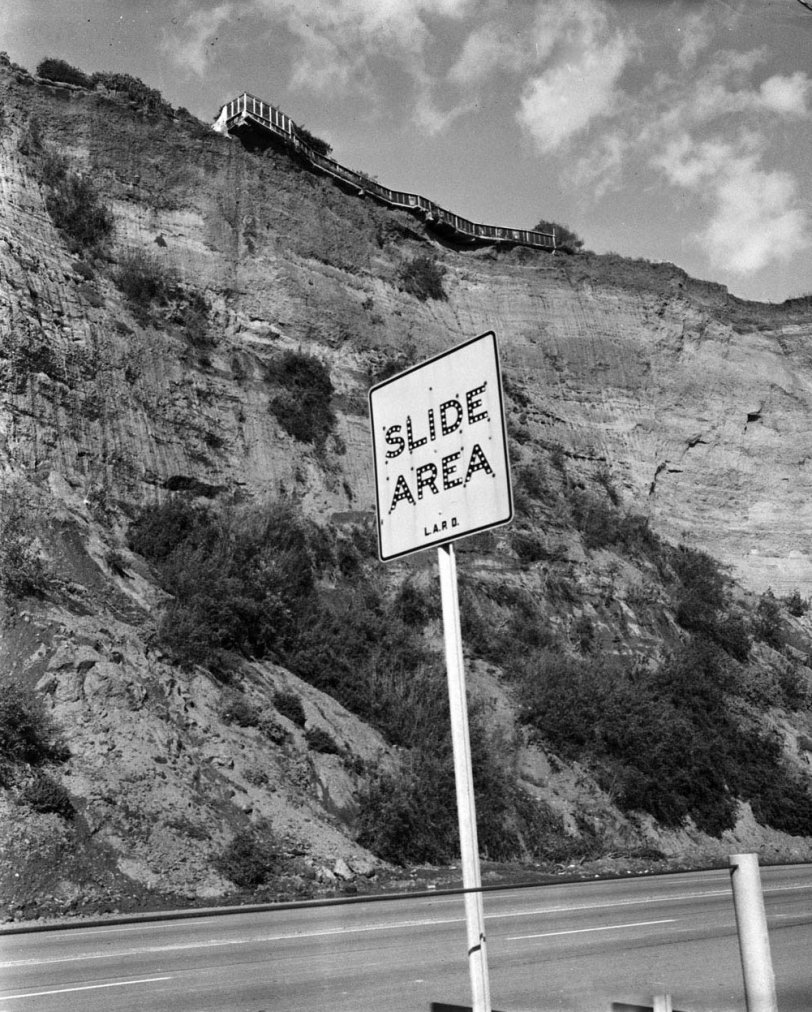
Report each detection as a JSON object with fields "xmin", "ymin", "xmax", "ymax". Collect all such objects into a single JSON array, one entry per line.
[{"xmin": 4, "ymin": 0, "xmax": 812, "ymax": 303}]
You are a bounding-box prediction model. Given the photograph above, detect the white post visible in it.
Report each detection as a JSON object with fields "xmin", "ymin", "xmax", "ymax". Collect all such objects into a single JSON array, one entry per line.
[
  {"xmin": 728, "ymin": 853, "xmax": 778, "ymax": 1012},
  {"xmin": 438, "ymin": 542, "xmax": 492, "ymax": 1012}
]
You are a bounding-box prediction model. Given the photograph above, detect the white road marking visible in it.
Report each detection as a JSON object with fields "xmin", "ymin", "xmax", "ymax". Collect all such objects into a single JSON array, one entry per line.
[
  {"xmin": 0, "ymin": 976, "xmax": 171, "ymax": 1001},
  {"xmin": 507, "ymin": 918, "xmax": 677, "ymax": 941},
  {"xmin": 3, "ymin": 879, "xmax": 808, "ymax": 972},
  {"xmin": 0, "ymin": 917, "xmax": 468, "ymax": 970}
]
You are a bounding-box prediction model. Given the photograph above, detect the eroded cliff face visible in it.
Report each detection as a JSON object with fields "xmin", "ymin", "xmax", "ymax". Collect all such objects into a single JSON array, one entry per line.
[
  {"xmin": 2, "ymin": 61, "xmax": 812, "ymax": 916},
  {"xmin": 2, "ymin": 64, "xmax": 810, "ymax": 598}
]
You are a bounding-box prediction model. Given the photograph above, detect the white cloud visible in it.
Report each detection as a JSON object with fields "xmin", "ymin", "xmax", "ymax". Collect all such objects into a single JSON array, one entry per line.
[
  {"xmin": 702, "ymin": 155, "xmax": 808, "ymax": 274},
  {"xmin": 677, "ymin": 10, "xmax": 714, "ymax": 68},
  {"xmin": 251, "ymin": 0, "xmax": 473, "ymax": 89},
  {"xmin": 758, "ymin": 73, "xmax": 812, "ymax": 116},
  {"xmin": 447, "ymin": 23, "xmax": 528, "ymax": 85},
  {"xmin": 652, "ymin": 134, "xmax": 750, "ymax": 189},
  {"xmin": 515, "ymin": 1, "xmax": 635, "ymax": 153},
  {"xmin": 165, "ymin": 0, "xmax": 478, "ymax": 129},
  {"xmin": 573, "ymin": 132, "xmax": 629, "ymax": 198},
  {"xmin": 651, "ymin": 131, "xmax": 808, "ymax": 275},
  {"xmin": 162, "ymin": 2, "xmax": 238, "ymax": 77}
]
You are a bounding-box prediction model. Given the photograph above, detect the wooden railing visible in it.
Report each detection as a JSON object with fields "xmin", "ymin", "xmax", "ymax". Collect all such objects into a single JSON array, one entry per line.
[{"xmin": 215, "ymin": 93, "xmax": 558, "ymax": 251}]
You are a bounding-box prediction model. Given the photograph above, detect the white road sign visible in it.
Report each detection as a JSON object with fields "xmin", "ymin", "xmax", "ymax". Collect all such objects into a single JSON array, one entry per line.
[{"xmin": 369, "ymin": 331, "xmax": 513, "ymax": 561}]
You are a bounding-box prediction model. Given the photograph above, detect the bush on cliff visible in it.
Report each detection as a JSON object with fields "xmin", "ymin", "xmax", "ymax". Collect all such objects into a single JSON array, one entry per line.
[
  {"xmin": 90, "ymin": 72, "xmax": 173, "ymax": 116},
  {"xmin": 397, "ymin": 255, "xmax": 446, "ymax": 301},
  {"xmin": 115, "ymin": 252, "xmax": 211, "ymax": 342},
  {"xmin": 357, "ymin": 708, "xmax": 576, "ymax": 865},
  {"xmin": 116, "ymin": 252, "xmax": 173, "ymax": 323},
  {"xmin": 754, "ymin": 589, "xmax": 783, "ymax": 649},
  {"xmin": 514, "ymin": 641, "xmax": 812, "ymax": 837},
  {"xmin": 129, "ymin": 498, "xmax": 323, "ymax": 668},
  {"xmin": 36, "ymin": 57, "xmax": 90, "ymax": 88},
  {"xmin": 215, "ymin": 821, "xmax": 280, "ymax": 888},
  {"xmin": 531, "ymin": 219, "xmax": 584, "ymax": 251},
  {"xmin": 0, "ymin": 479, "xmax": 52, "ymax": 599},
  {"xmin": 295, "ymin": 124, "xmax": 332, "ymax": 156},
  {"xmin": 46, "ymin": 173, "xmax": 113, "ymax": 252},
  {"xmin": 268, "ymin": 350, "xmax": 335, "ymax": 445},
  {"xmin": 19, "ymin": 771, "xmax": 75, "ymax": 820},
  {"xmin": 0, "ymin": 683, "xmax": 69, "ymax": 787}
]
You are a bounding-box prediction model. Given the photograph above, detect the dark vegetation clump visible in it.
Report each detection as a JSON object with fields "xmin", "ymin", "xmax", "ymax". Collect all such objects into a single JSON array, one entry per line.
[
  {"xmin": 304, "ymin": 726, "xmax": 342, "ymax": 755},
  {"xmin": 19, "ymin": 117, "xmax": 112, "ymax": 252},
  {"xmin": 0, "ymin": 480, "xmax": 51, "ymax": 599},
  {"xmin": 127, "ymin": 496, "xmax": 558, "ymax": 864},
  {"xmin": 368, "ymin": 349, "xmax": 417, "ymax": 387},
  {"xmin": 531, "ymin": 219, "xmax": 584, "ymax": 252},
  {"xmin": 512, "ymin": 531, "xmax": 549, "ymax": 565},
  {"xmin": 90, "ymin": 72, "xmax": 174, "ymax": 116},
  {"xmin": 46, "ymin": 173, "xmax": 113, "ymax": 252},
  {"xmin": 390, "ymin": 578, "xmax": 438, "ymax": 629},
  {"xmin": 220, "ymin": 690, "xmax": 260, "ymax": 728},
  {"xmin": 115, "ymin": 251, "xmax": 211, "ymax": 342},
  {"xmin": 295, "ymin": 124, "xmax": 332, "ymax": 156},
  {"xmin": 668, "ymin": 544, "xmax": 753, "ymax": 660},
  {"xmin": 358, "ymin": 705, "xmax": 581, "ymax": 866},
  {"xmin": 513, "ymin": 640, "xmax": 812, "ymax": 837},
  {"xmin": 785, "ymin": 589, "xmax": 809, "ymax": 617},
  {"xmin": 215, "ymin": 821, "xmax": 280, "ymax": 888},
  {"xmin": 273, "ymin": 691, "xmax": 306, "ymax": 727},
  {"xmin": 454, "ymin": 532, "xmax": 812, "ymax": 841},
  {"xmin": 128, "ymin": 497, "xmax": 210, "ymax": 563},
  {"xmin": 36, "ymin": 57, "xmax": 91, "ymax": 88},
  {"xmin": 128, "ymin": 479, "xmax": 812, "ymax": 857},
  {"xmin": 129, "ymin": 498, "xmax": 323, "ymax": 671},
  {"xmin": 398, "ymin": 254, "xmax": 446, "ymax": 301},
  {"xmin": 173, "ymin": 289, "xmax": 211, "ymax": 348},
  {"xmin": 569, "ymin": 490, "xmax": 659, "ymax": 557},
  {"xmin": 755, "ymin": 589, "xmax": 783, "ymax": 649},
  {"xmin": 116, "ymin": 251, "xmax": 173, "ymax": 320},
  {"xmin": 0, "ymin": 682, "xmax": 69, "ymax": 788},
  {"xmin": 19, "ymin": 771, "xmax": 74, "ymax": 820},
  {"xmin": 564, "ymin": 476, "xmax": 754, "ymax": 662},
  {"xmin": 268, "ymin": 350, "xmax": 335, "ymax": 445}
]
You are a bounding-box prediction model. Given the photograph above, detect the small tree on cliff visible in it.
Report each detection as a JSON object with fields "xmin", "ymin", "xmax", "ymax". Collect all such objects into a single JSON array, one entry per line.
[{"xmin": 532, "ymin": 219, "xmax": 584, "ymax": 252}]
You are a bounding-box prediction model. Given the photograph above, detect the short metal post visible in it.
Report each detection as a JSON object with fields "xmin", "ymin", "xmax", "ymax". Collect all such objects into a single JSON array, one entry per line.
[
  {"xmin": 653, "ymin": 994, "xmax": 672, "ymax": 1012},
  {"xmin": 728, "ymin": 853, "xmax": 778, "ymax": 1012}
]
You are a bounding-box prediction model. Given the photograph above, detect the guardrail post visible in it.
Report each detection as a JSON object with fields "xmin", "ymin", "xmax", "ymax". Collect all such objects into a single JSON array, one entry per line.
[{"xmin": 728, "ymin": 853, "xmax": 778, "ymax": 1012}]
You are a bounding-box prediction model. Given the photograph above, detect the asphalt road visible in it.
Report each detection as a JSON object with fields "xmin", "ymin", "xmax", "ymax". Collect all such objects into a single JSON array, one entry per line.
[{"xmin": 1, "ymin": 864, "xmax": 810, "ymax": 1011}]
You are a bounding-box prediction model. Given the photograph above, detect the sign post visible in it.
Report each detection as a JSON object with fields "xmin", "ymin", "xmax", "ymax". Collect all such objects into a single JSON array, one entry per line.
[
  {"xmin": 370, "ymin": 331, "xmax": 513, "ymax": 1012},
  {"xmin": 439, "ymin": 540, "xmax": 491, "ymax": 1011}
]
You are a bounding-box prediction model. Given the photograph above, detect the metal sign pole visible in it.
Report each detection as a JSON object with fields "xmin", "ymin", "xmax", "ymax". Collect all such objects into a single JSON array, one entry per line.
[
  {"xmin": 438, "ymin": 542, "xmax": 492, "ymax": 1012},
  {"xmin": 728, "ymin": 853, "xmax": 778, "ymax": 1012}
]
